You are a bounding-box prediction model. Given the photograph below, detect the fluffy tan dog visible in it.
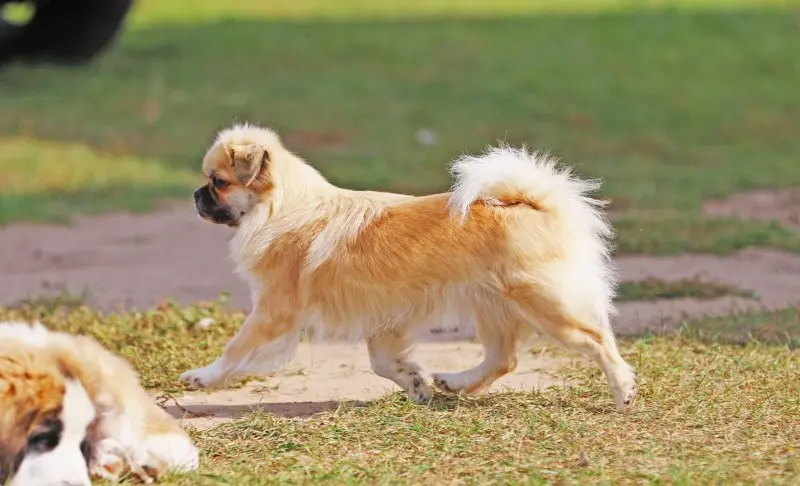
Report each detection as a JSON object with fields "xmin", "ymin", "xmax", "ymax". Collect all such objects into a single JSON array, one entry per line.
[
  {"xmin": 181, "ymin": 124, "xmax": 637, "ymax": 412},
  {"xmin": 0, "ymin": 321, "xmax": 199, "ymax": 485}
]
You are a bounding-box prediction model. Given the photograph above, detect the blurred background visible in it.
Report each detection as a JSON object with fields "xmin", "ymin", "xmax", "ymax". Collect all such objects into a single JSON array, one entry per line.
[{"xmin": 0, "ymin": 0, "xmax": 798, "ymax": 253}]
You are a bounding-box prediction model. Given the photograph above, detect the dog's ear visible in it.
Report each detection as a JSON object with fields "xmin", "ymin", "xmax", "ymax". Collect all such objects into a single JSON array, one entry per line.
[
  {"xmin": 227, "ymin": 144, "xmax": 269, "ymax": 187},
  {"xmin": 0, "ymin": 408, "xmax": 37, "ymax": 483}
]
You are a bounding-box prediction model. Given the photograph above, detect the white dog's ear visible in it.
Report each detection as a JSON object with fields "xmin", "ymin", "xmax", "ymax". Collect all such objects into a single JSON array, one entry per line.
[{"xmin": 226, "ymin": 144, "xmax": 268, "ymax": 187}]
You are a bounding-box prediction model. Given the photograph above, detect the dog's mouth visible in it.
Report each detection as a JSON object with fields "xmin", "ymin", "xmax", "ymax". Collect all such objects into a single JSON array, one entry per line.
[
  {"xmin": 198, "ymin": 210, "xmax": 239, "ymax": 227},
  {"xmin": 194, "ymin": 186, "xmax": 239, "ymax": 227}
]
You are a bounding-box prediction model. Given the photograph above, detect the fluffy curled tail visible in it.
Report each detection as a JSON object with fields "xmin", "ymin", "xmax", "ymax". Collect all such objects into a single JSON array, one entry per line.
[
  {"xmin": 448, "ymin": 145, "xmax": 607, "ymax": 229},
  {"xmin": 448, "ymin": 145, "xmax": 618, "ymax": 327}
]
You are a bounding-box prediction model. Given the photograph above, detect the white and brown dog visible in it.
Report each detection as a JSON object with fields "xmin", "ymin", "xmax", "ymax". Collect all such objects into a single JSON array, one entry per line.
[
  {"xmin": 181, "ymin": 124, "xmax": 637, "ymax": 412},
  {"xmin": 0, "ymin": 321, "xmax": 199, "ymax": 485}
]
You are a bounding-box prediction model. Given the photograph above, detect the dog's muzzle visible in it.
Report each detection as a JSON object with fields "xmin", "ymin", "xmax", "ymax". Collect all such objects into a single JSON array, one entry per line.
[{"xmin": 194, "ymin": 186, "xmax": 237, "ymax": 226}]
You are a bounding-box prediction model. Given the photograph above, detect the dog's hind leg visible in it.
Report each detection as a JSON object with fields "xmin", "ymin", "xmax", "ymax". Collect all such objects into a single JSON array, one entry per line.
[
  {"xmin": 432, "ymin": 302, "xmax": 520, "ymax": 395},
  {"xmin": 180, "ymin": 307, "xmax": 300, "ymax": 389},
  {"xmin": 368, "ymin": 331, "xmax": 432, "ymax": 403},
  {"xmin": 507, "ymin": 285, "xmax": 637, "ymax": 412}
]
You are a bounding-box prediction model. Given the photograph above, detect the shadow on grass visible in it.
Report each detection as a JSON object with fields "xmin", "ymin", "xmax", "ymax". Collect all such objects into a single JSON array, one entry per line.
[
  {"xmin": 164, "ymin": 400, "xmax": 358, "ymax": 421},
  {"xmin": 163, "ymin": 390, "xmax": 520, "ymax": 423}
]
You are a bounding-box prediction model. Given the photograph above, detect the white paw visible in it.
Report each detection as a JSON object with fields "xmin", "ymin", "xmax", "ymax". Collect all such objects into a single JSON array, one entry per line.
[
  {"xmin": 179, "ymin": 364, "xmax": 225, "ymax": 389},
  {"xmin": 144, "ymin": 433, "xmax": 200, "ymax": 472},
  {"xmin": 89, "ymin": 438, "xmax": 127, "ymax": 481},
  {"xmin": 407, "ymin": 371, "xmax": 432, "ymax": 403},
  {"xmin": 615, "ymin": 381, "xmax": 637, "ymax": 413},
  {"xmin": 432, "ymin": 372, "xmax": 464, "ymax": 394}
]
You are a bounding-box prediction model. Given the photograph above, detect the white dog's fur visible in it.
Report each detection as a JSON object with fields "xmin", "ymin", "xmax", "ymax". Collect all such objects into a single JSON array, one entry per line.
[
  {"xmin": 181, "ymin": 124, "xmax": 636, "ymax": 411},
  {"xmin": 0, "ymin": 321, "xmax": 199, "ymax": 485}
]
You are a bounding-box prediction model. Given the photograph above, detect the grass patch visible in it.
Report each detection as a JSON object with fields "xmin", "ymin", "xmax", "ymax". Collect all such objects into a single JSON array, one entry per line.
[
  {"xmin": 615, "ymin": 215, "xmax": 800, "ymax": 255},
  {"xmin": 127, "ymin": 0, "xmax": 800, "ymax": 25},
  {"xmin": 679, "ymin": 306, "xmax": 800, "ymax": 349},
  {"xmin": 182, "ymin": 337, "xmax": 799, "ymax": 484},
  {"xmin": 0, "ymin": 301, "xmax": 798, "ymax": 483},
  {"xmin": 0, "ymin": 1, "xmax": 799, "ymax": 254},
  {"xmin": 0, "ymin": 137, "xmax": 197, "ymax": 224},
  {"xmin": 13, "ymin": 287, "xmax": 91, "ymax": 312},
  {"xmin": 618, "ymin": 277, "xmax": 755, "ymax": 302},
  {"xmin": 0, "ymin": 137, "xmax": 196, "ymax": 194},
  {"xmin": 0, "ymin": 299, "xmax": 243, "ymax": 391}
]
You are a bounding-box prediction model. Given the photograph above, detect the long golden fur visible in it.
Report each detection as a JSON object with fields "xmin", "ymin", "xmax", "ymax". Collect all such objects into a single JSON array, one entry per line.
[
  {"xmin": 0, "ymin": 322, "xmax": 198, "ymax": 485},
  {"xmin": 181, "ymin": 124, "xmax": 637, "ymax": 412}
]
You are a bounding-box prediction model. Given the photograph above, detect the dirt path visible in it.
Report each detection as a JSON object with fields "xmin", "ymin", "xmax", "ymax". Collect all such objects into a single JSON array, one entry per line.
[{"xmin": 163, "ymin": 342, "xmax": 571, "ymax": 430}]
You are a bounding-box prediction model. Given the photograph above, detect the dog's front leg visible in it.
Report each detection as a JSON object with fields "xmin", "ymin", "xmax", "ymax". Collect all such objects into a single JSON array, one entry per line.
[
  {"xmin": 180, "ymin": 307, "xmax": 300, "ymax": 389},
  {"xmin": 368, "ymin": 332, "xmax": 432, "ymax": 403}
]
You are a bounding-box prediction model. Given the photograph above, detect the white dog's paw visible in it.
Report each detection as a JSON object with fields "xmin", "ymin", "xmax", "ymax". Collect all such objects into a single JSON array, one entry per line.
[
  {"xmin": 432, "ymin": 372, "xmax": 465, "ymax": 394},
  {"xmin": 406, "ymin": 371, "xmax": 432, "ymax": 403},
  {"xmin": 89, "ymin": 438, "xmax": 128, "ymax": 482},
  {"xmin": 179, "ymin": 364, "xmax": 225, "ymax": 389},
  {"xmin": 615, "ymin": 381, "xmax": 637, "ymax": 413},
  {"xmin": 609, "ymin": 367, "xmax": 638, "ymax": 413}
]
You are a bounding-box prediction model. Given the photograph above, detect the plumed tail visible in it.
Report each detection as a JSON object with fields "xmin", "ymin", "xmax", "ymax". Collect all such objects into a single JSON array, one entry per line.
[
  {"xmin": 449, "ymin": 145, "xmax": 608, "ymax": 231},
  {"xmin": 448, "ymin": 145, "xmax": 618, "ymax": 328}
]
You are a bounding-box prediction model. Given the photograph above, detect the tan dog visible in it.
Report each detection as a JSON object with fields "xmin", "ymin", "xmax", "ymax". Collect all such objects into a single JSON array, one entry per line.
[
  {"xmin": 0, "ymin": 322, "xmax": 199, "ymax": 485},
  {"xmin": 181, "ymin": 124, "xmax": 637, "ymax": 412}
]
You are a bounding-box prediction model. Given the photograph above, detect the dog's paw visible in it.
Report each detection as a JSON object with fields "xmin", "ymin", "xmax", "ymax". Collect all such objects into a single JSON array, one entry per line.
[
  {"xmin": 407, "ymin": 371, "xmax": 432, "ymax": 403},
  {"xmin": 132, "ymin": 454, "xmax": 167, "ymax": 485},
  {"xmin": 179, "ymin": 364, "xmax": 224, "ymax": 389},
  {"xmin": 432, "ymin": 372, "xmax": 461, "ymax": 394},
  {"xmin": 90, "ymin": 438, "xmax": 127, "ymax": 482},
  {"xmin": 615, "ymin": 382, "xmax": 637, "ymax": 413}
]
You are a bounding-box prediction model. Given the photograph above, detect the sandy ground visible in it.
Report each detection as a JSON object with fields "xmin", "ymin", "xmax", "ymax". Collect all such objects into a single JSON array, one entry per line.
[
  {"xmin": 1, "ymin": 192, "xmax": 799, "ymax": 426},
  {"xmin": 163, "ymin": 342, "xmax": 572, "ymax": 430}
]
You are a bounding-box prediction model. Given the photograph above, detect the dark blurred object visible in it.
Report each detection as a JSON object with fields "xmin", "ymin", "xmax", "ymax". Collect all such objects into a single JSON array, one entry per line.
[{"xmin": 0, "ymin": 0, "xmax": 132, "ymax": 65}]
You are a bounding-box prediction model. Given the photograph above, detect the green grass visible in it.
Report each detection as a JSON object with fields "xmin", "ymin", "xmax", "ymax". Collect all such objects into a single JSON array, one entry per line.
[
  {"xmin": 617, "ymin": 277, "xmax": 755, "ymax": 301},
  {"xmin": 1, "ymin": 301, "xmax": 798, "ymax": 484},
  {"xmin": 680, "ymin": 306, "xmax": 800, "ymax": 349},
  {"xmin": 0, "ymin": 137, "xmax": 197, "ymax": 223},
  {"xmin": 1, "ymin": 0, "xmax": 799, "ymax": 252},
  {"xmin": 615, "ymin": 215, "xmax": 800, "ymax": 254},
  {"xmin": 12, "ymin": 286, "xmax": 91, "ymax": 312}
]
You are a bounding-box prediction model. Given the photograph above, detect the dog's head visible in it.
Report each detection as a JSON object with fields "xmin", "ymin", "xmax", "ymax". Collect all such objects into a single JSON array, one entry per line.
[
  {"xmin": 194, "ymin": 124, "xmax": 286, "ymax": 228},
  {"xmin": 0, "ymin": 325, "xmax": 95, "ymax": 486}
]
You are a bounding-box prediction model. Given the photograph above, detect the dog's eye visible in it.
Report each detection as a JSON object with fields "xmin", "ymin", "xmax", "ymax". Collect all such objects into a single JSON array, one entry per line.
[
  {"xmin": 211, "ymin": 176, "xmax": 228, "ymax": 189},
  {"xmin": 27, "ymin": 428, "xmax": 60, "ymax": 453}
]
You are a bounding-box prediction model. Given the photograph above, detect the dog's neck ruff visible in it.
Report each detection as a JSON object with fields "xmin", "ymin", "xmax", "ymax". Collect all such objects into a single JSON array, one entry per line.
[{"xmin": 227, "ymin": 159, "xmax": 337, "ymax": 276}]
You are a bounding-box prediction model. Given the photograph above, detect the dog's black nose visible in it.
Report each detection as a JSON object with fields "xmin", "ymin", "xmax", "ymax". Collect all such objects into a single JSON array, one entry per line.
[{"xmin": 194, "ymin": 188, "xmax": 203, "ymax": 202}]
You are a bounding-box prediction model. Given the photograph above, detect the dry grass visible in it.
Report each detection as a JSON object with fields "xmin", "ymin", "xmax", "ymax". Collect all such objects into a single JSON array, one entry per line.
[
  {"xmin": 0, "ymin": 298, "xmax": 244, "ymax": 391},
  {"xmin": 680, "ymin": 306, "xmax": 800, "ymax": 350},
  {"xmin": 617, "ymin": 277, "xmax": 755, "ymax": 302},
  {"xmin": 1, "ymin": 302, "xmax": 798, "ymax": 484},
  {"xmin": 177, "ymin": 336, "xmax": 799, "ymax": 485}
]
